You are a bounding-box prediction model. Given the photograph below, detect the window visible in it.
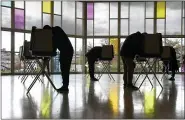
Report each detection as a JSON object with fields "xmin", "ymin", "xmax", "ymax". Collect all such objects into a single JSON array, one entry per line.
[
  {"xmin": 62, "ymin": 2, "xmax": 75, "ymax": 35},
  {"xmin": 15, "ymin": 9, "xmax": 24, "ymax": 29},
  {"xmin": 1, "ymin": 1, "xmax": 11, "ymax": 7},
  {"xmin": 76, "ymin": 38, "xmax": 83, "ymax": 72},
  {"xmin": 87, "ymin": 20, "xmax": 93, "ymax": 36},
  {"xmin": 14, "ymin": 32, "xmax": 24, "ymax": 52},
  {"xmin": 94, "ymin": 3, "xmax": 109, "ymax": 36},
  {"xmin": 1, "ymin": 31, "xmax": 11, "ymax": 73},
  {"xmin": 54, "ymin": 1, "xmax": 61, "ymax": 15},
  {"xmin": 43, "ymin": 1, "xmax": 51, "ymax": 13},
  {"xmin": 43, "ymin": 13, "xmax": 51, "ymax": 26},
  {"xmin": 86, "ymin": 38, "xmax": 93, "ymax": 52},
  {"xmin": 146, "ymin": 2, "xmax": 154, "ymax": 18},
  {"xmin": 130, "ymin": 2, "xmax": 145, "ymax": 34},
  {"xmin": 77, "ymin": 2, "xmax": 83, "ymax": 18},
  {"xmin": 156, "ymin": 1, "xmax": 166, "ymax": 19},
  {"xmin": 146, "ymin": 19, "xmax": 154, "ymax": 33},
  {"xmin": 110, "ymin": 38, "xmax": 118, "ymax": 72},
  {"xmin": 110, "ymin": 20, "xmax": 118, "ymax": 35},
  {"xmin": 25, "ymin": 1, "xmax": 41, "ymax": 30},
  {"xmin": 166, "ymin": 2, "xmax": 181, "ymax": 35},
  {"xmin": 110, "ymin": 2, "xmax": 118, "ymax": 18},
  {"xmin": 69, "ymin": 37, "xmax": 75, "ymax": 72},
  {"xmin": 15, "ymin": 1, "xmax": 24, "ymax": 9},
  {"xmin": 121, "ymin": 19, "xmax": 128, "ymax": 35},
  {"xmin": 121, "ymin": 2, "xmax": 129, "ymax": 18},
  {"xmin": 54, "ymin": 15, "xmax": 61, "ymax": 27},
  {"xmin": 25, "ymin": 33, "xmax": 31, "ymax": 41},
  {"xmin": 87, "ymin": 3, "xmax": 94, "ymax": 20},
  {"xmin": 165, "ymin": 38, "xmax": 183, "ymax": 71},
  {"xmin": 157, "ymin": 19, "xmax": 165, "ymax": 35},
  {"xmin": 2, "ymin": 31, "xmax": 11, "ymax": 51},
  {"xmin": 1, "ymin": 7, "xmax": 11, "ymax": 28},
  {"xmin": 76, "ymin": 19, "xmax": 83, "ymax": 35}
]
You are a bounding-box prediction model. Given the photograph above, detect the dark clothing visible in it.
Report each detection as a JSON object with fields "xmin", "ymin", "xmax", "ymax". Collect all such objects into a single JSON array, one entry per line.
[
  {"xmin": 85, "ymin": 47, "xmax": 102, "ymax": 78},
  {"xmin": 52, "ymin": 26, "xmax": 74, "ymax": 87},
  {"xmin": 120, "ymin": 32, "xmax": 144, "ymax": 59},
  {"xmin": 162, "ymin": 47, "xmax": 178, "ymax": 78},
  {"xmin": 40, "ymin": 26, "xmax": 73, "ymax": 88},
  {"xmin": 120, "ymin": 32, "xmax": 144, "ymax": 85},
  {"xmin": 122, "ymin": 57, "xmax": 135, "ymax": 85}
]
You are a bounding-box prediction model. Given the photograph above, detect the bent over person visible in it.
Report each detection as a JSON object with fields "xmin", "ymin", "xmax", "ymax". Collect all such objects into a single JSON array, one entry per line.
[
  {"xmin": 42, "ymin": 25, "xmax": 74, "ymax": 93},
  {"xmin": 85, "ymin": 46, "xmax": 102, "ymax": 81},
  {"xmin": 120, "ymin": 31, "xmax": 145, "ymax": 90}
]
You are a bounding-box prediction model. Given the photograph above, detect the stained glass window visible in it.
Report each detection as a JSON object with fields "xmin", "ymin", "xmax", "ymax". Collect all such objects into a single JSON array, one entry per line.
[
  {"xmin": 87, "ymin": 3, "xmax": 93, "ymax": 20},
  {"xmin": 43, "ymin": 1, "xmax": 51, "ymax": 13},
  {"xmin": 15, "ymin": 9, "xmax": 24, "ymax": 29},
  {"xmin": 1, "ymin": 1, "xmax": 11, "ymax": 7},
  {"xmin": 157, "ymin": 1, "xmax": 166, "ymax": 19},
  {"xmin": 110, "ymin": 38, "xmax": 118, "ymax": 55}
]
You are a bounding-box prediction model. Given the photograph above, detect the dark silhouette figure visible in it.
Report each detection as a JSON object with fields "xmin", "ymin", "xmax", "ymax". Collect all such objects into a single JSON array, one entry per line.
[
  {"xmin": 120, "ymin": 31, "xmax": 145, "ymax": 90},
  {"xmin": 42, "ymin": 25, "xmax": 74, "ymax": 92},
  {"xmin": 162, "ymin": 47, "xmax": 178, "ymax": 81},
  {"xmin": 85, "ymin": 46, "xmax": 102, "ymax": 81}
]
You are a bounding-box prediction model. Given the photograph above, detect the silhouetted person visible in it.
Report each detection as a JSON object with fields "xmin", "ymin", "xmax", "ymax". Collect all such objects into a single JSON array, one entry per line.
[
  {"xmin": 40, "ymin": 25, "xmax": 74, "ymax": 92},
  {"xmin": 120, "ymin": 31, "xmax": 145, "ymax": 90},
  {"xmin": 85, "ymin": 46, "xmax": 102, "ymax": 81},
  {"xmin": 162, "ymin": 47, "xmax": 178, "ymax": 81}
]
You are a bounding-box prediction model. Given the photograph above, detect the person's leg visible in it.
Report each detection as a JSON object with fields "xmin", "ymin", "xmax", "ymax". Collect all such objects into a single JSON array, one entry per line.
[
  {"xmin": 87, "ymin": 57, "xmax": 98, "ymax": 81},
  {"xmin": 124, "ymin": 58, "xmax": 138, "ymax": 90},
  {"xmin": 121, "ymin": 56, "xmax": 128, "ymax": 87},
  {"xmin": 58, "ymin": 52, "xmax": 73, "ymax": 92},
  {"xmin": 169, "ymin": 69, "xmax": 175, "ymax": 81}
]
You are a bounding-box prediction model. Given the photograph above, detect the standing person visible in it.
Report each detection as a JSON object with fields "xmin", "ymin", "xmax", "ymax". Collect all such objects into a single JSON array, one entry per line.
[
  {"xmin": 166, "ymin": 47, "xmax": 178, "ymax": 81},
  {"xmin": 120, "ymin": 31, "xmax": 145, "ymax": 90},
  {"xmin": 85, "ymin": 46, "xmax": 102, "ymax": 81},
  {"xmin": 42, "ymin": 25, "xmax": 74, "ymax": 92}
]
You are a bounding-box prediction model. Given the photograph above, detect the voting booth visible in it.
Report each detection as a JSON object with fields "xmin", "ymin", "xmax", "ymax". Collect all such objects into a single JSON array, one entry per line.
[
  {"xmin": 134, "ymin": 33, "xmax": 163, "ymax": 89},
  {"xmin": 25, "ymin": 27, "xmax": 57, "ymax": 94}
]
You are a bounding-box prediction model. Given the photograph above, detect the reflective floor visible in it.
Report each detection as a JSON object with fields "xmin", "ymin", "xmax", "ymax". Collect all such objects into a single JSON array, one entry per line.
[{"xmin": 1, "ymin": 74, "xmax": 185, "ymax": 119}]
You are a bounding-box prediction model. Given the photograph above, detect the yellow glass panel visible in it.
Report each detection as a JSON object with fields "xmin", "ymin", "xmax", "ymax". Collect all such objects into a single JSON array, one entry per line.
[
  {"xmin": 157, "ymin": 1, "xmax": 166, "ymax": 19},
  {"xmin": 109, "ymin": 85, "xmax": 118, "ymax": 116},
  {"xmin": 43, "ymin": 1, "xmax": 51, "ymax": 13},
  {"xmin": 110, "ymin": 38, "xmax": 118, "ymax": 55},
  {"xmin": 144, "ymin": 89, "xmax": 156, "ymax": 118}
]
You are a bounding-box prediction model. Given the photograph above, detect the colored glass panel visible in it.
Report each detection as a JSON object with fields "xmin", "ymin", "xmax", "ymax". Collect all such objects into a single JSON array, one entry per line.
[
  {"xmin": 157, "ymin": 1, "xmax": 166, "ymax": 18},
  {"xmin": 43, "ymin": 1, "xmax": 51, "ymax": 13},
  {"xmin": 15, "ymin": 9, "xmax": 24, "ymax": 29},
  {"xmin": 110, "ymin": 38, "xmax": 118, "ymax": 55},
  {"xmin": 1, "ymin": 1, "xmax": 11, "ymax": 7},
  {"xmin": 87, "ymin": 3, "xmax": 93, "ymax": 19}
]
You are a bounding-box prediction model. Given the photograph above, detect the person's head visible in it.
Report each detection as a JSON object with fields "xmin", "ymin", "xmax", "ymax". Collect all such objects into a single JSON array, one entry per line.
[{"xmin": 43, "ymin": 25, "xmax": 52, "ymax": 29}]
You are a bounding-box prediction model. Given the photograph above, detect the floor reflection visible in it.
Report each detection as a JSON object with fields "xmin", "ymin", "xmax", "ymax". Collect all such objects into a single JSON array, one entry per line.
[{"xmin": 1, "ymin": 74, "xmax": 184, "ymax": 119}]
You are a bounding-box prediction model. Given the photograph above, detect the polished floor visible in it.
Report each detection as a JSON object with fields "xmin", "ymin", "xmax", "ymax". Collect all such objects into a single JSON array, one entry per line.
[{"xmin": 1, "ymin": 74, "xmax": 185, "ymax": 119}]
